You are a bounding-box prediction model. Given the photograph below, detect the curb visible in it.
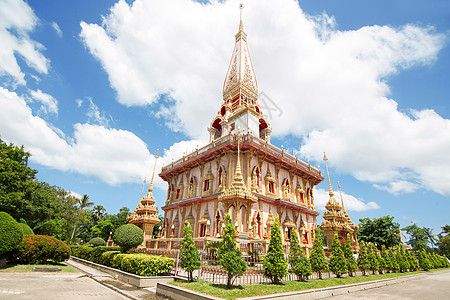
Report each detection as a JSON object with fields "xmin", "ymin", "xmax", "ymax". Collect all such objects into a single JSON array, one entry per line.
[{"xmin": 156, "ymin": 272, "xmax": 430, "ymax": 300}]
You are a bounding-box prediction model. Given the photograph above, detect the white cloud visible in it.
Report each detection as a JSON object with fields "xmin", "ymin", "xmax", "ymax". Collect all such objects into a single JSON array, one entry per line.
[
  {"xmin": 75, "ymin": 99, "xmax": 83, "ymax": 107},
  {"xmin": 0, "ymin": 86, "xmax": 203, "ymax": 188},
  {"xmin": 314, "ymin": 188, "xmax": 380, "ymax": 212},
  {"xmin": 69, "ymin": 191, "xmax": 82, "ymax": 200},
  {"xmin": 86, "ymin": 97, "xmax": 111, "ymax": 127},
  {"xmin": 79, "ymin": 0, "xmax": 449, "ymax": 196},
  {"xmin": 30, "ymin": 89, "xmax": 58, "ymax": 115},
  {"xmin": 51, "ymin": 21, "xmax": 63, "ymax": 38},
  {"xmin": 0, "ymin": 0, "xmax": 49, "ymax": 85}
]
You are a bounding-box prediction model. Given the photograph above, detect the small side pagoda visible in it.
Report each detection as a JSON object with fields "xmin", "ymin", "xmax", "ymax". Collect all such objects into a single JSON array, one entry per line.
[
  {"xmin": 320, "ymin": 153, "xmax": 359, "ymax": 249},
  {"xmin": 128, "ymin": 154, "xmax": 161, "ymax": 248}
]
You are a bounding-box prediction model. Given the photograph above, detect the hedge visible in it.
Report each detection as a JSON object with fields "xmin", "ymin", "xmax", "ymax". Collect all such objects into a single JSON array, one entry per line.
[
  {"xmin": 100, "ymin": 250, "xmax": 121, "ymax": 267},
  {"xmin": 16, "ymin": 235, "xmax": 71, "ymax": 264},
  {"xmin": 117, "ymin": 253, "xmax": 174, "ymax": 276},
  {"xmin": 0, "ymin": 211, "xmax": 23, "ymax": 257},
  {"xmin": 72, "ymin": 245, "xmax": 174, "ymax": 276}
]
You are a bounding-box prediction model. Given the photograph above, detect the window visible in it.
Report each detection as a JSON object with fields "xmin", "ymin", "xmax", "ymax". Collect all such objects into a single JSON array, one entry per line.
[
  {"xmin": 204, "ymin": 180, "xmax": 210, "ymax": 191},
  {"xmin": 176, "ymin": 189, "xmax": 180, "ymax": 199},
  {"xmin": 268, "ymin": 181, "xmax": 274, "ymax": 193}
]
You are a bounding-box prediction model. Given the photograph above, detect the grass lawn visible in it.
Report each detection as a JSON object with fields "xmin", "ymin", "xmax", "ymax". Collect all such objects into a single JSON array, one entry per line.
[
  {"xmin": 171, "ymin": 271, "xmax": 424, "ymax": 299},
  {"xmin": 0, "ymin": 262, "xmax": 80, "ymax": 273}
]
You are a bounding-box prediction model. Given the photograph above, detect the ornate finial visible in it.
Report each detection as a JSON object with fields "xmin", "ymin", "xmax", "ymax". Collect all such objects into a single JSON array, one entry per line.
[
  {"xmin": 323, "ymin": 152, "xmax": 334, "ymax": 197},
  {"xmin": 148, "ymin": 149, "xmax": 159, "ymax": 192},
  {"xmin": 239, "ymin": 2, "xmax": 244, "ymax": 31}
]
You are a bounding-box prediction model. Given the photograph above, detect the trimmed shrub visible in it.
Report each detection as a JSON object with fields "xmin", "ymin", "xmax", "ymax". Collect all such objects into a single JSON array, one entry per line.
[
  {"xmin": 263, "ymin": 216, "xmax": 288, "ymax": 284},
  {"xmin": 0, "ymin": 211, "xmax": 23, "ymax": 257},
  {"xmin": 100, "ymin": 250, "xmax": 120, "ymax": 267},
  {"xmin": 329, "ymin": 234, "xmax": 347, "ymax": 278},
  {"xmin": 18, "ymin": 223, "xmax": 34, "ymax": 235},
  {"xmin": 367, "ymin": 243, "xmax": 379, "ymax": 274},
  {"xmin": 113, "ymin": 224, "xmax": 143, "ymax": 252},
  {"xmin": 89, "ymin": 237, "xmax": 106, "ymax": 247},
  {"xmin": 217, "ymin": 214, "xmax": 247, "ymax": 288},
  {"xmin": 179, "ymin": 221, "xmax": 201, "ymax": 281},
  {"xmin": 343, "ymin": 234, "xmax": 357, "ymax": 276},
  {"xmin": 17, "ymin": 235, "xmax": 71, "ymax": 264},
  {"xmin": 289, "ymin": 230, "xmax": 311, "ymax": 281},
  {"xmin": 357, "ymin": 241, "xmax": 370, "ymax": 275},
  {"xmin": 310, "ymin": 228, "xmax": 328, "ymax": 279}
]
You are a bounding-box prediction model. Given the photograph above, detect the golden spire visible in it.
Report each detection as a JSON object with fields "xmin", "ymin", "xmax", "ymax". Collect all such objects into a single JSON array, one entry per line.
[
  {"xmin": 223, "ymin": 2, "xmax": 258, "ymax": 107},
  {"xmin": 323, "ymin": 152, "xmax": 334, "ymax": 197},
  {"xmin": 148, "ymin": 150, "xmax": 159, "ymax": 193},
  {"xmin": 218, "ymin": 136, "xmax": 257, "ymax": 203}
]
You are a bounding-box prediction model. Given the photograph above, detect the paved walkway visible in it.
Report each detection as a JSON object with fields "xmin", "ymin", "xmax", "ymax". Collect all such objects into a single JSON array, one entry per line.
[
  {"xmin": 325, "ymin": 269, "xmax": 450, "ymax": 300},
  {"xmin": 0, "ymin": 260, "xmax": 167, "ymax": 300}
]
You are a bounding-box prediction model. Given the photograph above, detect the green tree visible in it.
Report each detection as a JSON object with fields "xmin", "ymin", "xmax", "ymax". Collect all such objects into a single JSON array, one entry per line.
[
  {"xmin": 438, "ymin": 235, "xmax": 450, "ymax": 257},
  {"xmin": 407, "ymin": 249, "xmax": 419, "ymax": 271},
  {"xmin": 357, "ymin": 216, "xmax": 401, "ymax": 249},
  {"xmin": 380, "ymin": 245, "xmax": 392, "ymax": 273},
  {"xmin": 329, "ymin": 234, "xmax": 347, "ymax": 278},
  {"xmin": 310, "ymin": 228, "xmax": 328, "ymax": 279},
  {"xmin": 71, "ymin": 194, "xmax": 94, "ymax": 242},
  {"xmin": 367, "ymin": 242, "xmax": 379, "ymax": 274},
  {"xmin": 264, "ymin": 216, "xmax": 288, "ymax": 284},
  {"xmin": 377, "ymin": 253, "xmax": 386, "ymax": 274},
  {"xmin": 0, "ymin": 139, "xmax": 37, "ymax": 220},
  {"xmin": 357, "ymin": 241, "xmax": 370, "ymax": 275},
  {"xmin": 418, "ymin": 250, "xmax": 431, "ymax": 271},
  {"xmin": 217, "ymin": 214, "xmax": 246, "ymax": 288},
  {"xmin": 388, "ymin": 247, "xmax": 399, "ymax": 272},
  {"xmin": 343, "ymin": 234, "xmax": 357, "ymax": 276},
  {"xmin": 179, "ymin": 221, "xmax": 201, "ymax": 282},
  {"xmin": 397, "ymin": 246, "xmax": 410, "ymax": 272},
  {"xmin": 402, "ymin": 223, "xmax": 429, "ymax": 252},
  {"xmin": 289, "ymin": 230, "xmax": 311, "ymax": 281}
]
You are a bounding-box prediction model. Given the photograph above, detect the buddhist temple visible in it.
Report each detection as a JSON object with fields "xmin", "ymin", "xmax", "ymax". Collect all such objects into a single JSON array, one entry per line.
[
  {"xmin": 148, "ymin": 7, "xmax": 325, "ymax": 255},
  {"xmin": 320, "ymin": 153, "xmax": 358, "ymax": 249},
  {"xmin": 128, "ymin": 152, "xmax": 161, "ymax": 248}
]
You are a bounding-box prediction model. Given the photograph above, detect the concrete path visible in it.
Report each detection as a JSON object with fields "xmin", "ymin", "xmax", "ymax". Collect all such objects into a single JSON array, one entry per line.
[
  {"xmin": 0, "ymin": 272, "xmax": 127, "ymax": 300},
  {"xmin": 325, "ymin": 269, "xmax": 450, "ymax": 300},
  {"xmin": 0, "ymin": 260, "xmax": 168, "ymax": 300}
]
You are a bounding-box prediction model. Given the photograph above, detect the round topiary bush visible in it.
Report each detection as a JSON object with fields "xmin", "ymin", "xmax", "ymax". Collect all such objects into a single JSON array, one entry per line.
[
  {"xmin": 17, "ymin": 223, "xmax": 34, "ymax": 235},
  {"xmin": 0, "ymin": 211, "xmax": 23, "ymax": 258},
  {"xmin": 17, "ymin": 235, "xmax": 71, "ymax": 264},
  {"xmin": 113, "ymin": 224, "xmax": 143, "ymax": 252},
  {"xmin": 89, "ymin": 237, "xmax": 106, "ymax": 247}
]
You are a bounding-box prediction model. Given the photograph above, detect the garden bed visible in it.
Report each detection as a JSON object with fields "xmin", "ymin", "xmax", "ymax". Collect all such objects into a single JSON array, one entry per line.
[
  {"xmin": 69, "ymin": 256, "xmax": 174, "ymax": 288},
  {"xmin": 164, "ymin": 271, "xmax": 424, "ymax": 299}
]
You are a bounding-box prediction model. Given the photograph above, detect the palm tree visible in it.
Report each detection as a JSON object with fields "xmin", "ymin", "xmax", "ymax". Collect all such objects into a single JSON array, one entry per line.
[
  {"xmin": 92, "ymin": 205, "xmax": 106, "ymax": 225},
  {"xmin": 424, "ymin": 227, "xmax": 438, "ymax": 252},
  {"xmin": 70, "ymin": 194, "xmax": 94, "ymax": 243}
]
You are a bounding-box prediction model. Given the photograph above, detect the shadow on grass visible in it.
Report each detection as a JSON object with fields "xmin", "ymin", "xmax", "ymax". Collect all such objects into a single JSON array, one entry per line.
[{"xmin": 211, "ymin": 283, "xmax": 245, "ymax": 290}]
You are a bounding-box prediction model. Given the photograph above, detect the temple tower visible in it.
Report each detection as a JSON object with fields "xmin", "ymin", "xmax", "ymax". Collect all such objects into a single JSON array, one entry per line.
[
  {"xmin": 320, "ymin": 153, "xmax": 358, "ymax": 249},
  {"xmin": 128, "ymin": 152, "xmax": 161, "ymax": 247},
  {"xmin": 152, "ymin": 5, "xmax": 324, "ymax": 255}
]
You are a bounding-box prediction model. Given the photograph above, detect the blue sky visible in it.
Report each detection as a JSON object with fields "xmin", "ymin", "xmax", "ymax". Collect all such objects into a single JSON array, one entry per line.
[{"xmin": 1, "ymin": 0, "xmax": 449, "ymax": 239}]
